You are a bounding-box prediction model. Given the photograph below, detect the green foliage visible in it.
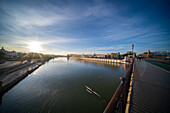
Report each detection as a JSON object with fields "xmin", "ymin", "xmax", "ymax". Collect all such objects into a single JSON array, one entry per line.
[
  {"xmin": 123, "ymin": 51, "xmax": 136, "ymax": 56},
  {"xmin": 0, "ymin": 51, "xmax": 6, "ymax": 59},
  {"xmin": 18, "ymin": 52, "xmax": 24, "ymax": 57},
  {"xmin": 126, "ymin": 51, "xmax": 134, "ymax": 55}
]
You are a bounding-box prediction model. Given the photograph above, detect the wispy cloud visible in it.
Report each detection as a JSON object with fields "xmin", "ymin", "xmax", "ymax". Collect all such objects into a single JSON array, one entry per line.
[
  {"xmin": 0, "ymin": 3, "xmax": 70, "ymax": 27},
  {"xmin": 0, "ymin": 0, "xmax": 169, "ymax": 54},
  {"xmin": 74, "ymin": 44, "xmax": 132, "ymax": 54}
]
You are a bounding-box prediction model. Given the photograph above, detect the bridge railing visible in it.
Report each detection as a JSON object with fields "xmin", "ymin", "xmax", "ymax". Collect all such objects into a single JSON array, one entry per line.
[{"xmin": 103, "ymin": 59, "xmax": 134, "ymax": 113}]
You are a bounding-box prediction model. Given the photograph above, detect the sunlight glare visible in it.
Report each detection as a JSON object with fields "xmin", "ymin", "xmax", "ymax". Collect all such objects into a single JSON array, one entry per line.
[{"xmin": 28, "ymin": 41, "xmax": 42, "ymax": 52}]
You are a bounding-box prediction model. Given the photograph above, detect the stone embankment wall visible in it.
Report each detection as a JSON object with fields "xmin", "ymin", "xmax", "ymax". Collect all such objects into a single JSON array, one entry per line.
[{"xmin": 72, "ymin": 57, "xmax": 127, "ymax": 63}]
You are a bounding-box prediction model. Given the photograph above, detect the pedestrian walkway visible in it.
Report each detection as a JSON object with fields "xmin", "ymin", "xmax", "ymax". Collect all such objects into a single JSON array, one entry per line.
[
  {"xmin": 0, "ymin": 61, "xmax": 21, "ymax": 70},
  {"xmin": 130, "ymin": 60, "xmax": 170, "ymax": 113},
  {"xmin": 0, "ymin": 62, "xmax": 42, "ymax": 87}
]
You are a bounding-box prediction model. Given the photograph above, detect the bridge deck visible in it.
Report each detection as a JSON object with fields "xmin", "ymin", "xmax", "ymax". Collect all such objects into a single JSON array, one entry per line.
[{"xmin": 130, "ymin": 60, "xmax": 170, "ymax": 113}]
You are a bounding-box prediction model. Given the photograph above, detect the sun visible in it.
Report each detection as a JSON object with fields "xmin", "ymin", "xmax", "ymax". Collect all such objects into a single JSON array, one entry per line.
[{"xmin": 28, "ymin": 41, "xmax": 42, "ymax": 52}]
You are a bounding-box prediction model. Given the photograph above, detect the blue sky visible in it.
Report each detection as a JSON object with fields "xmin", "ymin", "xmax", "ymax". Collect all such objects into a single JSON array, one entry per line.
[{"xmin": 0, "ymin": 0, "xmax": 170, "ymax": 55}]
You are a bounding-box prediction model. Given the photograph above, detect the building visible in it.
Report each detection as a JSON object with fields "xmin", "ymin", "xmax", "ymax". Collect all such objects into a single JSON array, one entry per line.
[
  {"xmin": 151, "ymin": 51, "xmax": 168, "ymax": 56},
  {"xmin": 141, "ymin": 50, "xmax": 170, "ymax": 58},
  {"xmin": 0, "ymin": 47, "xmax": 18, "ymax": 59},
  {"xmin": 109, "ymin": 52, "xmax": 121, "ymax": 59},
  {"xmin": 95, "ymin": 54, "xmax": 105, "ymax": 58},
  {"xmin": 69, "ymin": 52, "xmax": 122, "ymax": 59}
]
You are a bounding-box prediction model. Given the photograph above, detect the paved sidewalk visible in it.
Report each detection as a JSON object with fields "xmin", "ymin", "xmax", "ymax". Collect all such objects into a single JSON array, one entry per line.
[
  {"xmin": 0, "ymin": 61, "xmax": 21, "ymax": 70},
  {"xmin": 130, "ymin": 60, "xmax": 170, "ymax": 113},
  {"xmin": 0, "ymin": 62, "xmax": 42, "ymax": 87}
]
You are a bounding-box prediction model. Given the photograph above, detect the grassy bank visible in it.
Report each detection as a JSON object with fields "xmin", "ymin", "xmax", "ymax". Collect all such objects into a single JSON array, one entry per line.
[{"xmin": 143, "ymin": 59, "xmax": 170, "ymax": 71}]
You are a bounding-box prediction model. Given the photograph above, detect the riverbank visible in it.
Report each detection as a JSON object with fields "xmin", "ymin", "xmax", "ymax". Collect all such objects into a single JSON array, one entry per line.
[
  {"xmin": 70, "ymin": 57, "xmax": 130, "ymax": 64},
  {"xmin": 0, "ymin": 61, "xmax": 30, "ymax": 74},
  {"xmin": 0, "ymin": 62, "xmax": 43, "ymax": 95},
  {"xmin": 143, "ymin": 59, "xmax": 170, "ymax": 71}
]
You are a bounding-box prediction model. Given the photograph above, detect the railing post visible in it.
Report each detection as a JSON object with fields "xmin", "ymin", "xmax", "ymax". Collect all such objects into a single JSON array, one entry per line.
[
  {"xmin": 103, "ymin": 61, "xmax": 134, "ymax": 113},
  {"xmin": 120, "ymin": 77, "xmax": 125, "ymax": 113}
]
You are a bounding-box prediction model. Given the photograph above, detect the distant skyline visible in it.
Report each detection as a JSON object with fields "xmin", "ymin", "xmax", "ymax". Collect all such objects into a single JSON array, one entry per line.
[{"xmin": 0, "ymin": 0, "xmax": 170, "ymax": 55}]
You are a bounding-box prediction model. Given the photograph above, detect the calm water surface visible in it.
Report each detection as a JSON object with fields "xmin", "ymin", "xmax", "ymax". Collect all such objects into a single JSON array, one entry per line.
[{"xmin": 0, "ymin": 57, "xmax": 130, "ymax": 113}]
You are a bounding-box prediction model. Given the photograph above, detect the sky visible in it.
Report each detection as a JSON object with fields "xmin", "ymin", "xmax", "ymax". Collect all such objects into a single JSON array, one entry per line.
[{"xmin": 0, "ymin": 0, "xmax": 170, "ymax": 55}]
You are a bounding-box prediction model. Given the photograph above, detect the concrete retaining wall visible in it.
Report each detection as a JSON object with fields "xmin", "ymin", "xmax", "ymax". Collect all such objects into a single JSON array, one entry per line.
[{"xmin": 79, "ymin": 58, "xmax": 124, "ymax": 63}]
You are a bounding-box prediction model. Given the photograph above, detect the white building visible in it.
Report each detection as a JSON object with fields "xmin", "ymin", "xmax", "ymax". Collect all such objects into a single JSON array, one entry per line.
[{"xmin": 96, "ymin": 54, "xmax": 106, "ymax": 58}]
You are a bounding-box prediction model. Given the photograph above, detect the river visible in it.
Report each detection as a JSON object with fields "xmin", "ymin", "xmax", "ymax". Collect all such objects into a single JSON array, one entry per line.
[{"xmin": 0, "ymin": 57, "xmax": 130, "ymax": 113}]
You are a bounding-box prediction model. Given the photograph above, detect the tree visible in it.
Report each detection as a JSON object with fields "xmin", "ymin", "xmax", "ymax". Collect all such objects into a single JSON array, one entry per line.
[
  {"xmin": 18, "ymin": 52, "xmax": 23, "ymax": 57},
  {"xmin": 0, "ymin": 51, "xmax": 6, "ymax": 59},
  {"xmin": 126, "ymin": 51, "xmax": 134, "ymax": 55},
  {"xmin": 123, "ymin": 51, "xmax": 136, "ymax": 56}
]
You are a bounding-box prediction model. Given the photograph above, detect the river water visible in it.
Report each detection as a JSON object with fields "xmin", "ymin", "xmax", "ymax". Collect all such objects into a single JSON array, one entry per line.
[{"xmin": 0, "ymin": 57, "xmax": 130, "ymax": 113}]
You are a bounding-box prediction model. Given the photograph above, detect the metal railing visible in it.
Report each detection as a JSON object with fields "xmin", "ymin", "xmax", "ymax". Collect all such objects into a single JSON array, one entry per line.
[{"xmin": 103, "ymin": 59, "xmax": 134, "ymax": 113}]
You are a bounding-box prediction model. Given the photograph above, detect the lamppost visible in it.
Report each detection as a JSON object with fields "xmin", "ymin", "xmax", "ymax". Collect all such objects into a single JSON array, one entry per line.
[
  {"xmin": 132, "ymin": 44, "xmax": 134, "ymax": 53},
  {"xmin": 132, "ymin": 44, "xmax": 135, "ymax": 59}
]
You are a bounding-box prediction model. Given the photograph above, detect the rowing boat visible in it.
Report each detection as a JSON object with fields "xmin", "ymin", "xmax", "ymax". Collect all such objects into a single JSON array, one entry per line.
[{"xmin": 85, "ymin": 86, "xmax": 101, "ymax": 97}]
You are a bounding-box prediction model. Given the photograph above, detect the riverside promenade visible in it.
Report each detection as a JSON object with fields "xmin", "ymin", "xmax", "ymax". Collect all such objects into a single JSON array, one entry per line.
[
  {"xmin": 0, "ymin": 61, "xmax": 21, "ymax": 70},
  {"xmin": 0, "ymin": 62, "xmax": 42, "ymax": 95},
  {"xmin": 130, "ymin": 60, "xmax": 170, "ymax": 112}
]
